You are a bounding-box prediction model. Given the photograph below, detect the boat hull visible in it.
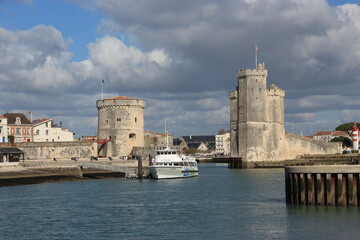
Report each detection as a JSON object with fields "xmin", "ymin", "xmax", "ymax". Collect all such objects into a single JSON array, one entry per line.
[{"xmin": 149, "ymin": 166, "xmax": 198, "ymax": 179}]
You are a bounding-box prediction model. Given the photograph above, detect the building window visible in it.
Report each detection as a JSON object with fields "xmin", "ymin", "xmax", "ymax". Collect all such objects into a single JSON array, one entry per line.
[
  {"xmin": 46, "ymin": 130, "xmax": 49, "ymax": 135},
  {"xmin": 0, "ymin": 119, "xmax": 2, "ymax": 123},
  {"xmin": 46, "ymin": 122, "xmax": 49, "ymax": 128},
  {"xmin": 36, "ymin": 130, "xmax": 40, "ymax": 135},
  {"xmin": 0, "ymin": 127, "xmax": 2, "ymax": 133},
  {"xmin": 15, "ymin": 117, "xmax": 21, "ymax": 124},
  {"xmin": 135, "ymin": 117, "xmax": 137, "ymax": 123},
  {"xmin": 16, "ymin": 128, "xmax": 21, "ymax": 135},
  {"xmin": 129, "ymin": 133, "xmax": 136, "ymax": 139},
  {"xmin": 117, "ymin": 118, "xmax": 121, "ymax": 122},
  {"xmin": 105, "ymin": 120, "xmax": 108, "ymax": 123},
  {"xmin": 27, "ymin": 128, "xmax": 30, "ymax": 135}
]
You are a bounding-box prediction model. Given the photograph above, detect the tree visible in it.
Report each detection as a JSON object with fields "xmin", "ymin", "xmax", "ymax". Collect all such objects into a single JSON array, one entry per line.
[
  {"xmin": 8, "ymin": 135, "xmax": 15, "ymax": 145},
  {"xmin": 218, "ymin": 129, "xmax": 230, "ymax": 135},
  {"xmin": 331, "ymin": 136, "xmax": 352, "ymax": 148},
  {"xmin": 335, "ymin": 122, "xmax": 360, "ymax": 132},
  {"xmin": 182, "ymin": 147, "xmax": 198, "ymax": 155}
]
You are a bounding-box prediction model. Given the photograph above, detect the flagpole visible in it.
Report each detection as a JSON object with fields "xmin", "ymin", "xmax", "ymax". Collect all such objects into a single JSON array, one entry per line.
[
  {"xmin": 101, "ymin": 79, "xmax": 104, "ymax": 100},
  {"xmin": 255, "ymin": 44, "xmax": 258, "ymax": 68}
]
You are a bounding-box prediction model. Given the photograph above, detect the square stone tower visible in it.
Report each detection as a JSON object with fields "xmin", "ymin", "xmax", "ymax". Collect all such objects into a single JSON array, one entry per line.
[{"xmin": 230, "ymin": 63, "xmax": 285, "ymax": 165}]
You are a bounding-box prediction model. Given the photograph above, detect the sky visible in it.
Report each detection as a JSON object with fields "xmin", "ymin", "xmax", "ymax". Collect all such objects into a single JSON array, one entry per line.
[{"xmin": 0, "ymin": 0, "xmax": 360, "ymax": 138}]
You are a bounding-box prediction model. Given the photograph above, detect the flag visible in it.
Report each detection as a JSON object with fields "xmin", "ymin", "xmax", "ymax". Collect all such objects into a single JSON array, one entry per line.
[
  {"xmin": 102, "ymin": 79, "xmax": 104, "ymax": 84},
  {"xmin": 256, "ymin": 46, "xmax": 260, "ymax": 52}
]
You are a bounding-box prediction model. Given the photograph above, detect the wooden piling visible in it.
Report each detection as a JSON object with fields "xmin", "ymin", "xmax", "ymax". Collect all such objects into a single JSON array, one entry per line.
[
  {"xmin": 352, "ymin": 173, "xmax": 359, "ymax": 205},
  {"xmin": 138, "ymin": 156, "xmax": 143, "ymax": 179}
]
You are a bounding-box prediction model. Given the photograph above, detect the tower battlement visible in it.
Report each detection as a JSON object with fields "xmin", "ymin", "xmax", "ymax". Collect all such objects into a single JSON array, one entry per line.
[
  {"xmin": 267, "ymin": 84, "xmax": 285, "ymax": 98},
  {"xmin": 237, "ymin": 63, "xmax": 267, "ymax": 79},
  {"xmin": 96, "ymin": 97, "xmax": 145, "ymax": 110}
]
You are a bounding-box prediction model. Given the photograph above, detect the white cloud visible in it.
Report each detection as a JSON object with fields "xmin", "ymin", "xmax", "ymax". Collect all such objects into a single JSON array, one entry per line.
[{"xmin": 2, "ymin": 0, "xmax": 360, "ymax": 137}]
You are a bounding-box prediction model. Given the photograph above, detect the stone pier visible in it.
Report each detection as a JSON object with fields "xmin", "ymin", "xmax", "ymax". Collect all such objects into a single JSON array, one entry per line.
[{"xmin": 285, "ymin": 165, "xmax": 360, "ymax": 206}]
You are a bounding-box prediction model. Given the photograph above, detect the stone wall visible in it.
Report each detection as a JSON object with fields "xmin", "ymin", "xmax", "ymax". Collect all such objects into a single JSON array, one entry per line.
[
  {"xmin": 16, "ymin": 142, "xmax": 97, "ymax": 159},
  {"xmin": 283, "ymin": 133, "xmax": 342, "ymax": 159}
]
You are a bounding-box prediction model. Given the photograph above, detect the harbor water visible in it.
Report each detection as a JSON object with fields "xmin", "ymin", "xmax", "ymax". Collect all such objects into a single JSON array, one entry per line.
[{"xmin": 1, "ymin": 164, "xmax": 360, "ymax": 240}]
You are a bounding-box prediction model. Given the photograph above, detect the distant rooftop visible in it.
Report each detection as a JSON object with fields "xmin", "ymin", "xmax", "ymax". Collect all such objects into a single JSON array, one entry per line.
[{"xmin": 3, "ymin": 113, "xmax": 32, "ymax": 125}]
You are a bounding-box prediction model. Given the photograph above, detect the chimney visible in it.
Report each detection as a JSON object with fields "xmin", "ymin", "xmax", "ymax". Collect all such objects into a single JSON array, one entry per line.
[{"xmin": 29, "ymin": 111, "xmax": 33, "ymax": 123}]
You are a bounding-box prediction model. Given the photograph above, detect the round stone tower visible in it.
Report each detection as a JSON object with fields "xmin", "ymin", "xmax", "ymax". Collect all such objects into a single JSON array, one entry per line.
[{"xmin": 96, "ymin": 96, "xmax": 145, "ymax": 157}]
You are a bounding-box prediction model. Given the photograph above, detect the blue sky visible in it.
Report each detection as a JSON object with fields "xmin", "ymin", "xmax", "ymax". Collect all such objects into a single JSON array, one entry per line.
[
  {"xmin": 0, "ymin": 0, "xmax": 360, "ymax": 137},
  {"xmin": 0, "ymin": 0, "xmax": 100, "ymax": 61}
]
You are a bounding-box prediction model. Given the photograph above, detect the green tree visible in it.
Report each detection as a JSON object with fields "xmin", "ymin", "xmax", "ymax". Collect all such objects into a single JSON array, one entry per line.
[
  {"xmin": 8, "ymin": 135, "xmax": 15, "ymax": 145},
  {"xmin": 335, "ymin": 122, "xmax": 359, "ymax": 131},
  {"xmin": 217, "ymin": 129, "xmax": 230, "ymax": 135},
  {"xmin": 331, "ymin": 136, "xmax": 352, "ymax": 148}
]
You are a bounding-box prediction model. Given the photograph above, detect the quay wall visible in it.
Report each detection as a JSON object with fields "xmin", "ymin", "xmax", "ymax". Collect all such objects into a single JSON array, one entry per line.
[
  {"xmin": 283, "ymin": 133, "xmax": 342, "ymax": 160},
  {"xmin": 16, "ymin": 142, "xmax": 97, "ymax": 160}
]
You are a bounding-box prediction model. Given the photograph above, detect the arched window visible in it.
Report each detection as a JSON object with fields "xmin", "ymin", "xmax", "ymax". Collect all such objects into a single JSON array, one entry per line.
[{"xmin": 129, "ymin": 133, "xmax": 136, "ymax": 139}]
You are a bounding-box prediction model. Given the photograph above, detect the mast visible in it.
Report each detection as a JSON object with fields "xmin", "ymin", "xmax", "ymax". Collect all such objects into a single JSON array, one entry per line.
[{"xmin": 165, "ymin": 118, "xmax": 169, "ymax": 149}]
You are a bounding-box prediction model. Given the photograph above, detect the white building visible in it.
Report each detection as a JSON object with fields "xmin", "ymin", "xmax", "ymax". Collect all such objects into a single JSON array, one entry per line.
[
  {"xmin": 312, "ymin": 131, "xmax": 350, "ymax": 142},
  {"xmin": 0, "ymin": 116, "xmax": 7, "ymax": 143},
  {"xmin": 32, "ymin": 118, "xmax": 74, "ymax": 142},
  {"xmin": 215, "ymin": 133, "xmax": 230, "ymax": 156}
]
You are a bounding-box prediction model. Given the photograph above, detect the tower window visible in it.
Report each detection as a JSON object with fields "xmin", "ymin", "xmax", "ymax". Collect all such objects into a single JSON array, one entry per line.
[
  {"xmin": 135, "ymin": 117, "xmax": 137, "ymax": 123},
  {"xmin": 117, "ymin": 118, "xmax": 121, "ymax": 122},
  {"xmin": 105, "ymin": 120, "xmax": 108, "ymax": 123},
  {"xmin": 129, "ymin": 133, "xmax": 136, "ymax": 139}
]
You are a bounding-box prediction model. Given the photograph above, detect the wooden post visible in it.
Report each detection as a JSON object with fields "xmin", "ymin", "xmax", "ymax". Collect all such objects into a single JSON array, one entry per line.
[
  {"xmin": 296, "ymin": 173, "xmax": 301, "ymax": 204},
  {"xmin": 304, "ymin": 173, "xmax": 309, "ymax": 205},
  {"xmin": 311, "ymin": 173, "xmax": 317, "ymax": 205},
  {"xmin": 320, "ymin": 173, "xmax": 327, "ymax": 205},
  {"xmin": 292, "ymin": 173, "xmax": 297, "ymax": 204},
  {"xmin": 330, "ymin": 173, "xmax": 338, "ymax": 206},
  {"xmin": 353, "ymin": 173, "xmax": 359, "ymax": 206},
  {"xmin": 138, "ymin": 156, "xmax": 143, "ymax": 179},
  {"xmin": 341, "ymin": 173, "xmax": 349, "ymax": 206}
]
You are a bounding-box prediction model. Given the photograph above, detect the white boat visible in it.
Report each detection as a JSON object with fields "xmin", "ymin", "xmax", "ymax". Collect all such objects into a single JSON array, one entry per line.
[{"xmin": 149, "ymin": 147, "xmax": 199, "ymax": 179}]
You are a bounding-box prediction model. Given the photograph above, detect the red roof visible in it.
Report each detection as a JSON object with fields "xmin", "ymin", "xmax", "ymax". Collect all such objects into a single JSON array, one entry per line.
[
  {"xmin": 0, "ymin": 115, "xmax": 5, "ymax": 118},
  {"xmin": 313, "ymin": 131, "xmax": 349, "ymax": 137},
  {"xmin": 313, "ymin": 131, "xmax": 331, "ymax": 136},
  {"xmin": 332, "ymin": 131, "xmax": 349, "ymax": 136},
  {"xmin": 145, "ymin": 130, "xmax": 170, "ymax": 136}
]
